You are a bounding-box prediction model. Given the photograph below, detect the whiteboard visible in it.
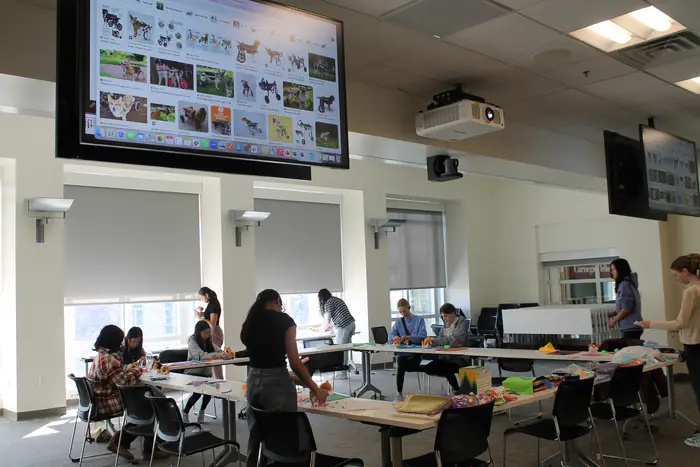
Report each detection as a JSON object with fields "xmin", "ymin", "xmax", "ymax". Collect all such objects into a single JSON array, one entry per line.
[{"xmin": 502, "ymin": 307, "xmax": 593, "ymax": 335}]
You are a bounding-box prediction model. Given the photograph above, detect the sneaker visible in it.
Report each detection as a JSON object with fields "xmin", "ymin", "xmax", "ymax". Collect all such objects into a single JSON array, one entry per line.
[
  {"xmin": 142, "ymin": 450, "xmax": 171, "ymax": 461},
  {"xmin": 334, "ymin": 373, "xmax": 348, "ymax": 380},
  {"xmin": 182, "ymin": 411, "xmax": 190, "ymax": 424},
  {"xmin": 394, "ymin": 393, "xmax": 404, "ymax": 402},
  {"xmin": 684, "ymin": 433, "xmax": 700, "ymax": 448},
  {"xmin": 197, "ymin": 410, "xmax": 206, "ymax": 424},
  {"xmin": 106, "ymin": 440, "xmax": 135, "ymax": 461}
]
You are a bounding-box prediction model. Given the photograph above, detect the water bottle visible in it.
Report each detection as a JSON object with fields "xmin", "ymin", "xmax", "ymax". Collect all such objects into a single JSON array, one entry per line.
[{"xmin": 146, "ymin": 351, "xmax": 154, "ymax": 370}]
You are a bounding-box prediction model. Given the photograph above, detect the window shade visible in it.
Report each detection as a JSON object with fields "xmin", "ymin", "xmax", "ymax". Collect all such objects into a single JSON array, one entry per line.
[
  {"xmin": 387, "ymin": 209, "xmax": 446, "ymax": 290},
  {"xmin": 254, "ymin": 199, "xmax": 342, "ymax": 294},
  {"xmin": 64, "ymin": 186, "xmax": 201, "ymax": 301}
]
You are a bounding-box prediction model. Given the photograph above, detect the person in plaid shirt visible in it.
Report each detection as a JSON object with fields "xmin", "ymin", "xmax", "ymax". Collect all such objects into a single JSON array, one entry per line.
[{"xmin": 88, "ymin": 325, "xmax": 168, "ymax": 462}]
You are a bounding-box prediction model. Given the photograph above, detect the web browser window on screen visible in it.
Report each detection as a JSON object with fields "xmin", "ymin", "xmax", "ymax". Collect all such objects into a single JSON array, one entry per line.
[{"xmin": 85, "ymin": 0, "xmax": 345, "ymax": 166}]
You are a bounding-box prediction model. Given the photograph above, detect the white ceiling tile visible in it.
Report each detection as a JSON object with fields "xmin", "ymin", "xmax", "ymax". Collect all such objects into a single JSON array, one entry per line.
[
  {"xmin": 344, "ymin": 53, "xmax": 374, "ymax": 74},
  {"xmin": 539, "ymin": 54, "xmax": 637, "ymax": 87},
  {"xmin": 490, "ymin": 0, "xmax": 545, "ymax": 9},
  {"xmin": 323, "ymin": 0, "xmax": 418, "ymax": 17},
  {"xmin": 647, "ymin": 57, "xmax": 700, "ymax": 83},
  {"xmin": 445, "ymin": 13, "xmax": 598, "ymax": 72},
  {"xmin": 384, "ymin": 40, "xmax": 514, "ymax": 84},
  {"xmin": 519, "ymin": 0, "xmax": 647, "ymax": 34},
  {"xmin": 467, "ymin": 69, "xmax": 567, "ymax": 104},
  {"xmin": 350, "ymin": 65, "xmax": 442, "ymax": 95},
  {"xmin": 582, "ymin": 72, "xmax": 693, "ymax": 108}
]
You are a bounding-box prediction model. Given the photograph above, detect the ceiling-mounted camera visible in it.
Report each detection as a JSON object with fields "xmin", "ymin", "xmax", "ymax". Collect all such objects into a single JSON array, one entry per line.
[{"xmin": 427, "ymin": 155, "xmax": 463, "ymax": 182}]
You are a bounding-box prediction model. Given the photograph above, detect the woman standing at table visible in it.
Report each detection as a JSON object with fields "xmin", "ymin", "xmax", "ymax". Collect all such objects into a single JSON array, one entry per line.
[
  {"xmin": 182, "ymin": 320, "xmax": 226, "ymax": 424},
  {"xmin": 318, "ymin": 288, "xmax": 356, "ymax": 379},
  {"xmin": 389, "ymin": 298, "xmax": 427, "ymax": 401},
  {"xmin": 242, "ymin": 289, "xmax": 328, "ymax": 467},
  {"xmin": 608, "ymin": 258, "xmax": 645, "ymax": 339},
  {"xmin": 422, "ymin": 303, "xmax": 469, "ymax": 393},
  {"xmin": 122, "ymin": 327, "xmax": 146, "ymax": 365},
  {"xmin": 196, "ymin": 286, "xmax": 224, "ymax": 379},
  {"xmin": 640, "ymin": 253, "xmax": 700, "ymax": 448}
]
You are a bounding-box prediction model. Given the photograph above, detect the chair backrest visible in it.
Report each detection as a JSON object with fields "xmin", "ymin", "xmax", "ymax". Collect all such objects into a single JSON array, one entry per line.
[
  {"xmin": 117, "ymin": 384, "xmax": 155, "ymax": 426},
  {"xmin": 519, "ymin": 303, "xmax": 539, "ymax": 308},
  {"xmin": 608, "ymin": 365, "xmax": 644, "ymax": 407},
  {"xmin": 305, "ymin": 345, "xmax": 345, "ymax": 374},
  {"xmin": 145, "ymin": 394, "xmax": 184, "ymax": 442},
  {"xmin": 552, "ymin": 378, "xmax": 595, "ymax": 426},
  {"xmin": 251, "ymin": 408, "xmax": 316, "ymax": 464},
  {"xmin": 434, "ymin": 403, "xmax": 494, "ymax": 463},
  {"xmin": 68, "ymin": 374, "xmax": 95, "ymax": 415},
  {"xmin": 158, "ymin": 349, "xmax": 188, "ymax": 364},
  {"xmin": 431, "ymin": 324, "xmax": 444, "ymax": 336},
  {"xmin": 498, "ymin": 343, "xmax": 535, "ymax": 373},
  {"xmin": 477, "ymin": 308, "xmax": 498, "ymax": 331},
  {"xmin": 371, "ymin": 326, "xmax": 389, "ymax": 344},
  {"xmin": 303, "ymin": 338, "xmax": 334, "ymax": 349}
]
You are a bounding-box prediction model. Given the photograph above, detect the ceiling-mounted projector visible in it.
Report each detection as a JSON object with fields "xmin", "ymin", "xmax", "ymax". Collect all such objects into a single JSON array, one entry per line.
[{"xmin": 416, "ymin": 85, "xmax": 505, "ymax": 142}]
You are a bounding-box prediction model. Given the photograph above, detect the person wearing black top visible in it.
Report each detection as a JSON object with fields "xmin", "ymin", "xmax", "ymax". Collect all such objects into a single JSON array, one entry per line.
[
  {"xmin": 196, "ymin": 287, "xmax": 224, "ymax": 378},
  {"xmin": 122, "ymin": 327, "xmax": 146, "ymax": 365},
  {"xmin": 241, "ymin": 289, "xmax": 328, "ymax": 467}
]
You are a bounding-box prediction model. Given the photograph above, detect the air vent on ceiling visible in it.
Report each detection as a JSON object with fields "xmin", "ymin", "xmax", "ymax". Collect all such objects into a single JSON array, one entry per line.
[{"xmin": 610, "ymin": 31, "xmax": 700, "ymax": 70}]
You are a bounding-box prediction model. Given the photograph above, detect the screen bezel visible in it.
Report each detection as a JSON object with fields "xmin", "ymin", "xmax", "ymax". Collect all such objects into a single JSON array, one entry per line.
[
  {"xmin": 639, "ymin": 125, "xmax": 700, "ymax": 218},
  {"xmin": 57, "ymin": 0, "xmax": 350, "ymax": 178}
]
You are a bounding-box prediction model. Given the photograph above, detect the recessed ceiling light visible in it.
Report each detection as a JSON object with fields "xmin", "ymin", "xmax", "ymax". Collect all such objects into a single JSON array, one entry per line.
[
  {"xmin": 629, "ymin": 6, "xmax": 672, "ymax": 32},
  {"xmin": 588, "ymin": 20, "xmax": 632, "ymax": 44},
  {"xmin": 693, "ymin": 77, "xmax": 700, "ymax": 84},
  {"xmin": 676, "ymin": 77, "xmax": 700, "ymax": 94}
]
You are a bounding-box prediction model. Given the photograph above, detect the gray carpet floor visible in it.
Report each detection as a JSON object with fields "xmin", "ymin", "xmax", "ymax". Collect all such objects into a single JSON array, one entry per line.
[{"xmin": 1, "ymin": 361, "xmax": 699, "ymax": 467}]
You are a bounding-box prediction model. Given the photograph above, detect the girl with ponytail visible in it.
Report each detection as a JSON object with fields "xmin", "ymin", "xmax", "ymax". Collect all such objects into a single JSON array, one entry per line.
[
  {"xmin": 241, "ymin": 289, "xmax": 328, "ymax": 467},
  {"xmin": 639, "ymin": 253, "xmax": 700, "ymax": 448}
]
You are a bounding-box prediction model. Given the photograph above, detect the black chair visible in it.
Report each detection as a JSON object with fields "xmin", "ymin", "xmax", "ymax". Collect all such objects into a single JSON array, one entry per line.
[
  {"xmin": 145, "ymin": 394, "xmax": 239, "ymax": 467},
  {"xmin": 304, "ymin": 342, "xmax": 353, "ymax": 395},
  {"xmin": 519, "ymin": 303, "xmax": 539, "ymax": 308},
  {"xmin": 491, "ymin": 343, "xmax": 542, "ymax": 425},
  {"xmin": 497, "ymin": 304, "xmax": 518, "ymax": 344},
  {"xmin": 472, "ymin": 308, "xmax": 500, "ymax": 347},
  {"xmin": 503, "ymin": 378, "xmax": 603, "ymax": 467},
  {"xmin": 114, "ymin": 384, "xmax": 158, "ymax": 467},
  {"xmin": 430, "ymin": 324, "xmax": 443, "ymax": 336},
  {"xmin": 251, "ymin": 407, "xmax": 363, "ymax": 467},
  {"xmin": 590, "ymin": 365, "xmax": 658, "ymax": 466},
  {"xmin": 371, "ymin": 326, "xmax": 389, "ymax": 345},
  {"xmin": 67, "ymin": 374, "xmax": 118, "ymax": 467},
  {"xmin": 404, "ymin": 402, "xmax": 496, "ymax": 467}
]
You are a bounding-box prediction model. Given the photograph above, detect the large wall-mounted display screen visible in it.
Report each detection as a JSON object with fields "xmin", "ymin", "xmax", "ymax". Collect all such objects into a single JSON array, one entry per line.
[
  {"xmin": 641, "ymin": 126, "xmax": 699, "ymax": 217},
  {"xmin": 57, "ymin": 0, "xmax": 348, "ymax": 177}
]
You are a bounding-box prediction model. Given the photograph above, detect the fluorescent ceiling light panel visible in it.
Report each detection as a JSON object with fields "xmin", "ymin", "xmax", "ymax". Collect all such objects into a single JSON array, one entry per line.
[
  {"xmin": 570, "ymin": 7, "xmax": 685, "ymax": 53},
  {"xmin": 676, "ymin": 77, "xmax": 700, "ymax": 95},
  {"xmin": 588, "ymin": 20, "xmax": 632, "ymax": 44},
  {"xmin": 629, "ymin": 6, "xmax": 672, "ymax": 32}
]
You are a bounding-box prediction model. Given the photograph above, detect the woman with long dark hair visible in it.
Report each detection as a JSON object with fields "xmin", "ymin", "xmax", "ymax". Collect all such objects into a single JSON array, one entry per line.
[
  {"xmin": 242, "ymin": 289, "xmax": 328, "ymax": 467},
  {"xmin": 122, "ymin": 326, "xmax": 146, "ymax": 365},
  {"xmin": 640, "ymin": 254, "xmax": 700, "ymax": 448},
  {"xmin": 182, "ymin": 320, "xmax": 225, "ymax": 423},
  {"xmin": 196, "ymin": 287, "xmax": 224, "ymax": 378},
  {"xmin": 609, "ymin": 258, "xmax": 644, "ymax": 339}
]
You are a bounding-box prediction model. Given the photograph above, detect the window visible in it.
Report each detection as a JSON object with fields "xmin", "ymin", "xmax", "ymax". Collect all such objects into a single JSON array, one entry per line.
[
  {"xmin": 389, "ymin": 288, "xmax": 445, "ymax": 335},
  {"xmin": 545, "ymin": 261, "xmax": 616, "ymax": 305},
  {"xmin": 280, "ymin": 292, "xmax": 344, "ymax": 328},
  {"xmin": 64, "ymin": 299, "xmax": 196, "ymax": 397}
]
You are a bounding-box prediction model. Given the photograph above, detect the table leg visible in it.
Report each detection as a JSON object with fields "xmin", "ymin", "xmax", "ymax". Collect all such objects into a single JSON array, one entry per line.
[
  {"xmin": 390, "ymin": 435, "xmax": 403, "ymax": 467},
  {"xmin": 353, "ymin": 350, "xmax": 383, "ymax": 399},
  {"xmin": 380, "ymin": 429, "xmax": 391, "ymax": 467},
  {"xmin": 210, "ymin": 399, "xmax": 240, "ymax": 467}
]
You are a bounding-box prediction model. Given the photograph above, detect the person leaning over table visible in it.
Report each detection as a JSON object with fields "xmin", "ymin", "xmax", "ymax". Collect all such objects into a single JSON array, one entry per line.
[
  {"xmin": 389, "ymin": 298, "xmax": 427, "ymax": 401},
  {"xmin": 182, "ymin": 320, "xmax": 227, "ymax": 424},
  {"xmin": 318, "ymin": 288, "xmax": 356, "ymax": 379},
  {"xmin": 639, "ymin": 253, "xmax": 700, "ymax": 449},
  {"xmin": 422, "ymin": 303, "xmax": 470, "ymax": 394},
  {"xmin": 242, "ymin": 288, "xmax": 329, "ymax": 467},
  {"xmin": 608, "ymin": 258, "xmax": 645, "ymax": 339},
  {"xmin": 87, "ymin": 325, "xmax": 168, "ymax": 462}
]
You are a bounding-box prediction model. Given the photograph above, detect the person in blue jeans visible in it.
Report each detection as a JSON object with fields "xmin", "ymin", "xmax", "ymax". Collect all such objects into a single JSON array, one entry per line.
[
  {"xmin": 608, "ymin": 258, "xmax": 644, "ymax": 339},
  {"xmin": 389, "ymin": 298, "xmax": 427, "ymax": 401}
]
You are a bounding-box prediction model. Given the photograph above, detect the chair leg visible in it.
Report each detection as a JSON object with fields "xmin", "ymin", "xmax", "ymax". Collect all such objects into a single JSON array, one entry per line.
[
  {"xmin": 114, "ymin": 415, "xmax": 125, "ymax": 467},
  {"xmin": 589, "ymin": 411, "xmax": 607, "ymax": 467},
  {"xmin": 640, "ymin": 395, "xmax": 660, "ymax": 464},
  {"xmin": 78, "ymin": 409, "xmax": 93, "ymax": 467},
  {"xmin": 416, "ymin": 373, "xmax": 422, "ymax": 393},
  {"xmin": 536, "ymin": 438, "xmax": 540, "ymax": 464},
  {"xmin": 68, "ymin": 411, "xmax": 80, "ymax": 462},
  {"xmin": 501, "ymin": 433, "xmax": 507, "ymax": 467},
  {"xmin": 149, "ymin": 423, "xmax": 158, "ymax": 467},
  {"xmin": 612, "ymin": 415, "xmax": 630, "ymax": 467}
]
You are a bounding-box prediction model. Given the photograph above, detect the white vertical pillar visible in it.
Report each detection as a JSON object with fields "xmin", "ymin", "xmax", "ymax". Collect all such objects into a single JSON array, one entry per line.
[
  {"xmin": 0, "ymin": 154, "xmax": 65, "ymax": 419},
  {"xmin": 200, "ymin": 175, "xmax": 256, "ymax": 379}
]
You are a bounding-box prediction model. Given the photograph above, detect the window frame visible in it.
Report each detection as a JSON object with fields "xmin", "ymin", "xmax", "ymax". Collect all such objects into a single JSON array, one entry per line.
[
  {"xmin": 389, "ymin": 287, "xmax": 445, "ymax": 336},
  {"xmin": 544, "ymin": 260, "xmax": 616, "ymax": 305}
]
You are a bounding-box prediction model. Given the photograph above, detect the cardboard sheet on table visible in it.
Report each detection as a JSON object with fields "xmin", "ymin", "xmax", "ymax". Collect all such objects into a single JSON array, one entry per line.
[{"xmin": 397, "ymin": 394, "xmax": 451, "ymax": 414}]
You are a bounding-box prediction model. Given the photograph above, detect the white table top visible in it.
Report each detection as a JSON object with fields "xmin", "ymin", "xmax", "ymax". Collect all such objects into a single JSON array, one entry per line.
[{"xmin": 357, "ymin": 344, "xmax": 673, "ymax": 363}]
